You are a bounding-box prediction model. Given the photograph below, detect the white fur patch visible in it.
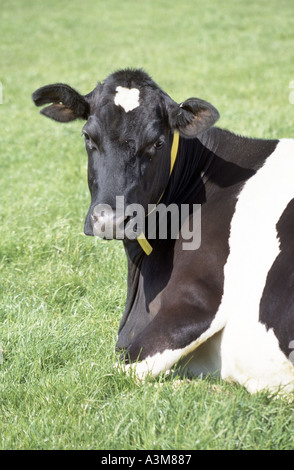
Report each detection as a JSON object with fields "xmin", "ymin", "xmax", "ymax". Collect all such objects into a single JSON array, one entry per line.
[
  {"xmin": 219, "ymin": 139, "xmax": 294, "ymax": 393},
  {"xmin": 114, "ymin": 86, "xmax": 140, "ymax": 112}
]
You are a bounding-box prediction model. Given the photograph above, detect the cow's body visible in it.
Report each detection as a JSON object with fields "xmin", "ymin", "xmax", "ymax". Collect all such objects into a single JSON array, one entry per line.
[
  {"xmin": 33, "ymin": 69, "xmax": 294, "ymax": 393},
  {"xmin": 117, "ymin": 131, "xmax": 294, "ymax": 393}
]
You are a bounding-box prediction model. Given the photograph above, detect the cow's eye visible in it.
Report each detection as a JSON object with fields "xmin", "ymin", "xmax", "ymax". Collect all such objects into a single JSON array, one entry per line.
[
  {"xmin": 154, "ymin": 138, "xmax": 165, "ymax": 150},
  {"xmin": 82, "ymin": 131, "xmax": 97, "ymax": 151},
  {"xmin": 82, "ymin": 131, "xmax": 90, "ymax": 141}
]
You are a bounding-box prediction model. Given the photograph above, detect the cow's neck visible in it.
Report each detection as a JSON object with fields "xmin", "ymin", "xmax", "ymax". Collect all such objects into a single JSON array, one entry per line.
[
  {"xmin": 118, "ymin": 132, "xmax": 214, "ymax": 340},
  {"xmin": 123, "ymin": 132, "xmax": 213, "ymax": 255},
  {"xmin": 123, "ymin": 127, "xmax": 269, "ymax": 265},
  {"xmin": 161, "ymin": 132, "xmax": 216, "ymax": 206},
  {"xmin": 119, "ymin": 131, "xmax": 214, "ymax": 317}
]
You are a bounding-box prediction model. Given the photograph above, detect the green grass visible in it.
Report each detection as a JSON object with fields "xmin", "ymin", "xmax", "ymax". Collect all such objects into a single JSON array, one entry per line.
[{"xmin": 1, "ymin": 0, "xmax": 294, "ymax": 450}]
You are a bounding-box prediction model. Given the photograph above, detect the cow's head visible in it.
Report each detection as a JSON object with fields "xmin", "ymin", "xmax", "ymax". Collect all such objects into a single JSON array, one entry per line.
[{"xmin": 33, "ymin": 69, "xmax": 219, "ymax": 244}]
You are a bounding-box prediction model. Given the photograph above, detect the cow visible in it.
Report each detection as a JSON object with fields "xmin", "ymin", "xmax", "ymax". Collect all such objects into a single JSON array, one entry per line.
[{"xmin": 32, "ymin": 68, "xmax": 294, "ymax": 394}]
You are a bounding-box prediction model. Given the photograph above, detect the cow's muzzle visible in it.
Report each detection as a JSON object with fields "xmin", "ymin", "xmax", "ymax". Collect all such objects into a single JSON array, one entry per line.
[{"xmin": 90, "ymin": 205, "xmax": 131, "ymax": 239}]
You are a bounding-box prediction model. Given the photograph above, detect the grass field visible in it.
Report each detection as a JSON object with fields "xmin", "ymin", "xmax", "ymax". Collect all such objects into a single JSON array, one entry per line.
[{"xmin": 1, "ymin": 0, "xmax": 294, "ymax": 450}]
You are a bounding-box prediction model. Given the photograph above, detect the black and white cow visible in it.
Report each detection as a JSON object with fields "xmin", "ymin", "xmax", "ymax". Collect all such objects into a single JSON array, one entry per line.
[{"xmin": 33, "ymin": 69, "xmax": 294, "ymax": 393}]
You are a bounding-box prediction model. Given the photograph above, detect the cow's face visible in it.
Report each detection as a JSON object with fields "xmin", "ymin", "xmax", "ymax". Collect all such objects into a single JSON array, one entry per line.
[
  {"xmin": 33, "ymin": 69, "xmax": 219, "ymax": 241},
  {"xmin": 82, "ymin": 77, "xmax": 177, "ymax": 238}
]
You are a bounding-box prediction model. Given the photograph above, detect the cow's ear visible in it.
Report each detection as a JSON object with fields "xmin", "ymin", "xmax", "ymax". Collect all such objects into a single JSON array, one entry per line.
[
  {"xmin": 169, "ymin": 98, "xmax": 220, "ymax": 137},
  {"xmin": 32, "ymin": 83, "xmax": 90, "ymax": 122}
]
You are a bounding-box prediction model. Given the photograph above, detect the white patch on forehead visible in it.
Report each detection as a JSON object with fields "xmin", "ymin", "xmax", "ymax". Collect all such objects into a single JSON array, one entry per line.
[{"xmin": 114, "ymin": 86, "xmax": 140, "ymax": 112}]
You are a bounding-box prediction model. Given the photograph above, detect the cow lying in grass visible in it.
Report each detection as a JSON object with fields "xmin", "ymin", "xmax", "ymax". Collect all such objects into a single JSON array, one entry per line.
[{"xmin": 33, "ymin": 68, "xmax": 294, "ymax": 394}]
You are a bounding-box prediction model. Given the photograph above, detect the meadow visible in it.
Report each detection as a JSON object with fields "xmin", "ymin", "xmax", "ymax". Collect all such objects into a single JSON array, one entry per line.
[{"xmin": 1, "ymin": 0, "xmax": 294, "ymax": 450}]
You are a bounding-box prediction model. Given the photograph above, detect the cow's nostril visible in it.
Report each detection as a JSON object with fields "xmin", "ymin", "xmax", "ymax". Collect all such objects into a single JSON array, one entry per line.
[
  {"xmin": 90, "ymin": 213, "xmax": 98, "ymax": 224},
  {"xmin": 92, "ymin": 213, "xmax": 107, "ymax": 237},
  {"xmin": 90, "ymin": 205, "xmax": 134, "ymax": 239}
]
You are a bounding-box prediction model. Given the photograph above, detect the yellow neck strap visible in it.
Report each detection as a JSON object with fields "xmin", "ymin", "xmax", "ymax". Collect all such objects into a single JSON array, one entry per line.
[{"xmin": 137, "ymin": 130, "xmax": 180, "ymax": 255}]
